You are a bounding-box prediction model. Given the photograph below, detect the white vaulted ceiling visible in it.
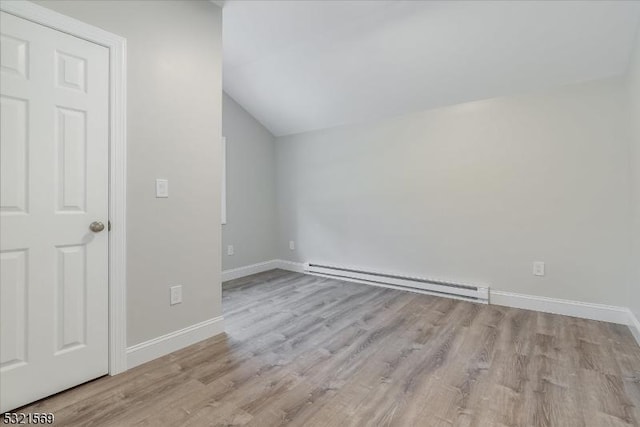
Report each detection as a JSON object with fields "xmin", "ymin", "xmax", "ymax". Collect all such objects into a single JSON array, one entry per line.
[{"xmin": 222, "ymin": 1, "xmax": 640, "ymax": 136}]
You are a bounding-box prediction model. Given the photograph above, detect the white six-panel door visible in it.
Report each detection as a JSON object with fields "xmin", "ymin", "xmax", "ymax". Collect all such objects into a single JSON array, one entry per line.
[{"xmin": 0, "ymin": 11, "xmax": 109, "ymax": 412}]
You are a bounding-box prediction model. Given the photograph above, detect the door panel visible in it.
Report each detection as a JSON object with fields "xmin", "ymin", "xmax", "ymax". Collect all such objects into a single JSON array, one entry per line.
[
  {"xmin": 56, "ymin": 106, "xmax": 87, "ymax": 212},
  {"xmin": 0, "ymin": 95, "xmax": 28, "ymax": 213},
  {"xmin": 0, "ymin": 250, "xmax": 28, "ymax": 370},
  {"xmin": 0, "ymin": 11, "xmax": 109, "ymax": 413},
  {"xmin": 55, "ymin": 244, "xmax": 87, "ymax": 354}
]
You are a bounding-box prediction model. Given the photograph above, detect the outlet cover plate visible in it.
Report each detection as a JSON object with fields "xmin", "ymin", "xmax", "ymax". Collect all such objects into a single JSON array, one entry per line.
[
  {"xmin": 170, "ymin": 285, "xmax": 182, "ymax": 305},
  {"xmin": 533, "ymin": 261, "xmax": 545, "ymax": 276}
]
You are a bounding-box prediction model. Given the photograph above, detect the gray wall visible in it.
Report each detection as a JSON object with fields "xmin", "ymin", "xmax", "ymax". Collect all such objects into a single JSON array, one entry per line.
[
  {"xmin": 36, "ymin": 0, "xmax": 223, "ymax": 346},
  {"xmin": 222, "ymin": 93, "xmax": 277, "ymax": 270},
  {"xmin": 276, "ymin": 77, "xmax": 632, "ymax": 307},
  {"xmin": 629, "ymin": 27, "xmax": 640, "ymax": 320}
]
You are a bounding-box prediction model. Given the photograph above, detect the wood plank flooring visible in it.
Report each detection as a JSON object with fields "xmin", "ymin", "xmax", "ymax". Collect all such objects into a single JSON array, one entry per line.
[{"xmin": 18, "ymin": 269, "xmax": 640, "ymax": 426}]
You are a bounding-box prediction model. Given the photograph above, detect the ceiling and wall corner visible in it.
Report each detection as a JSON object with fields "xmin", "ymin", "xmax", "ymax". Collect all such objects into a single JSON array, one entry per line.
[{"xmin": 222, "ymin": 0, "xmax": 640, "ymax": 137}]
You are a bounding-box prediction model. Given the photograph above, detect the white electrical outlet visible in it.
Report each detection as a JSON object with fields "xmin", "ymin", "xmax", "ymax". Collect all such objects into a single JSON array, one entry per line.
[
  {"xmin": 227, "ymin": 245, "xmax": 234, "ymax": 256},
  {"xmin": 170, "ymin": 285, "xmax": 182, "ymax": 305},
  {"xmin": 289, "ymin": 241, "xmax": 295, "ymax": 250},
  {"xmin": 155, "ymin": 179, "xmax": 169, "ymax": 198},
  {"xmin": 533, "ymin": 261, "xmax": 545, "ymax": 277}
]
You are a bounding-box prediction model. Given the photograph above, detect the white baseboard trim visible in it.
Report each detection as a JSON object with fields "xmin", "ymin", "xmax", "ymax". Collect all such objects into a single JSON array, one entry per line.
[
  {"xmin": 221, "ymin": 259, "xmax": 306, "ymax": 282},
  {"xmin": 126, "ymin": 316, "xmax": 225, "ymax": 369},
  {"xmin": 222, "ymin": 260, "xmax": 280, "ymax": 282},
  {"xmin": 275, "ymin": 259, "xmax": 305, "ymax": 273},
  {"xmin": 490, "ymin": 290, "xmax": 631, "ymax": 325}
]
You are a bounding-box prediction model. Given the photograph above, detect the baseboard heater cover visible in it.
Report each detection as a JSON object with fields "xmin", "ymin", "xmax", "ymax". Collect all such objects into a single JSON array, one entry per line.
[{"xmin": 304, "ymin": 263, "xmax": 489, "ymax": 304}]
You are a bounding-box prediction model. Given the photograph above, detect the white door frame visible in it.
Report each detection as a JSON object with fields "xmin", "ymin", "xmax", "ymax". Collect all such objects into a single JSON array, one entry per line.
[{"xmin": 1, "ymin": 1, "xmax": 128, "ymax": 374}]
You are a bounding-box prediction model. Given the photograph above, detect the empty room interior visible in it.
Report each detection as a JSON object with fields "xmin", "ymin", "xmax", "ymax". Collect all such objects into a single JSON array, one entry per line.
[{"xmin": 1, "ymin": 0, "xmax": 640, "ymax": 425}]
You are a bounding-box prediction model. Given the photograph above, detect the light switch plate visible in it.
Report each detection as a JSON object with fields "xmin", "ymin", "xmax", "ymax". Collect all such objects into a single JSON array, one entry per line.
[{"xmin": 156, "ymin": 179, "xmax": 169, "ymax": 198}]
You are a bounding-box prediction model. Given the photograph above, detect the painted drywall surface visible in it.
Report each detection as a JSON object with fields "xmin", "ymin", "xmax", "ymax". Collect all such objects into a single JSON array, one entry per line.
[
  {"xmin": 276, "ymin": 78, "xmax": 632, "ymax": 307},
  {"xmin": 629, "ymin": 26, "xmax": 640, "ymax": 320},
  {"xmin": 35, "ymin": 1, "xmax": 223, "ymax": 346},
  {"xmin": 222, "ymin": 93, "xmax": 278, "ymax": 270}
]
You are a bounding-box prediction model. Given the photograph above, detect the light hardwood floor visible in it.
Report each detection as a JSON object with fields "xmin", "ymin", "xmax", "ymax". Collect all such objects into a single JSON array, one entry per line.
[{"xmin": 18, "ymin": 269, "xmax": 640, "ymax": 426}]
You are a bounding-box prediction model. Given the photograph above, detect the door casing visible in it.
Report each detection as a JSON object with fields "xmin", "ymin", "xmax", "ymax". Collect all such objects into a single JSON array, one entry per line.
[{"xmin": 0, "ymin": 0, "xmax": 128, "ymax": 375}]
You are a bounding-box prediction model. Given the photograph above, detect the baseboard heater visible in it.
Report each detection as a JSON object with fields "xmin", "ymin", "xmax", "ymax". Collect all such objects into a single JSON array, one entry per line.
[{"xmin": 304, "ymin": 263, "xmax": 489, "ymax": 304}]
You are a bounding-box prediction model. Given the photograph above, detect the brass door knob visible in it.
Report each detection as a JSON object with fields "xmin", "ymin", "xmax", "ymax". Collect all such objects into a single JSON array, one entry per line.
[{"xmin": 89, "ymin": 221, "xmax": 105, "ymax": 233}]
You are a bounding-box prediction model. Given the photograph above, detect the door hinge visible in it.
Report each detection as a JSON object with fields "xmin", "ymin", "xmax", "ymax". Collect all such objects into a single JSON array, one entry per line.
[{"xmin": 108, "ymin": 220, "xmax": 111, "ymax": 231}]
